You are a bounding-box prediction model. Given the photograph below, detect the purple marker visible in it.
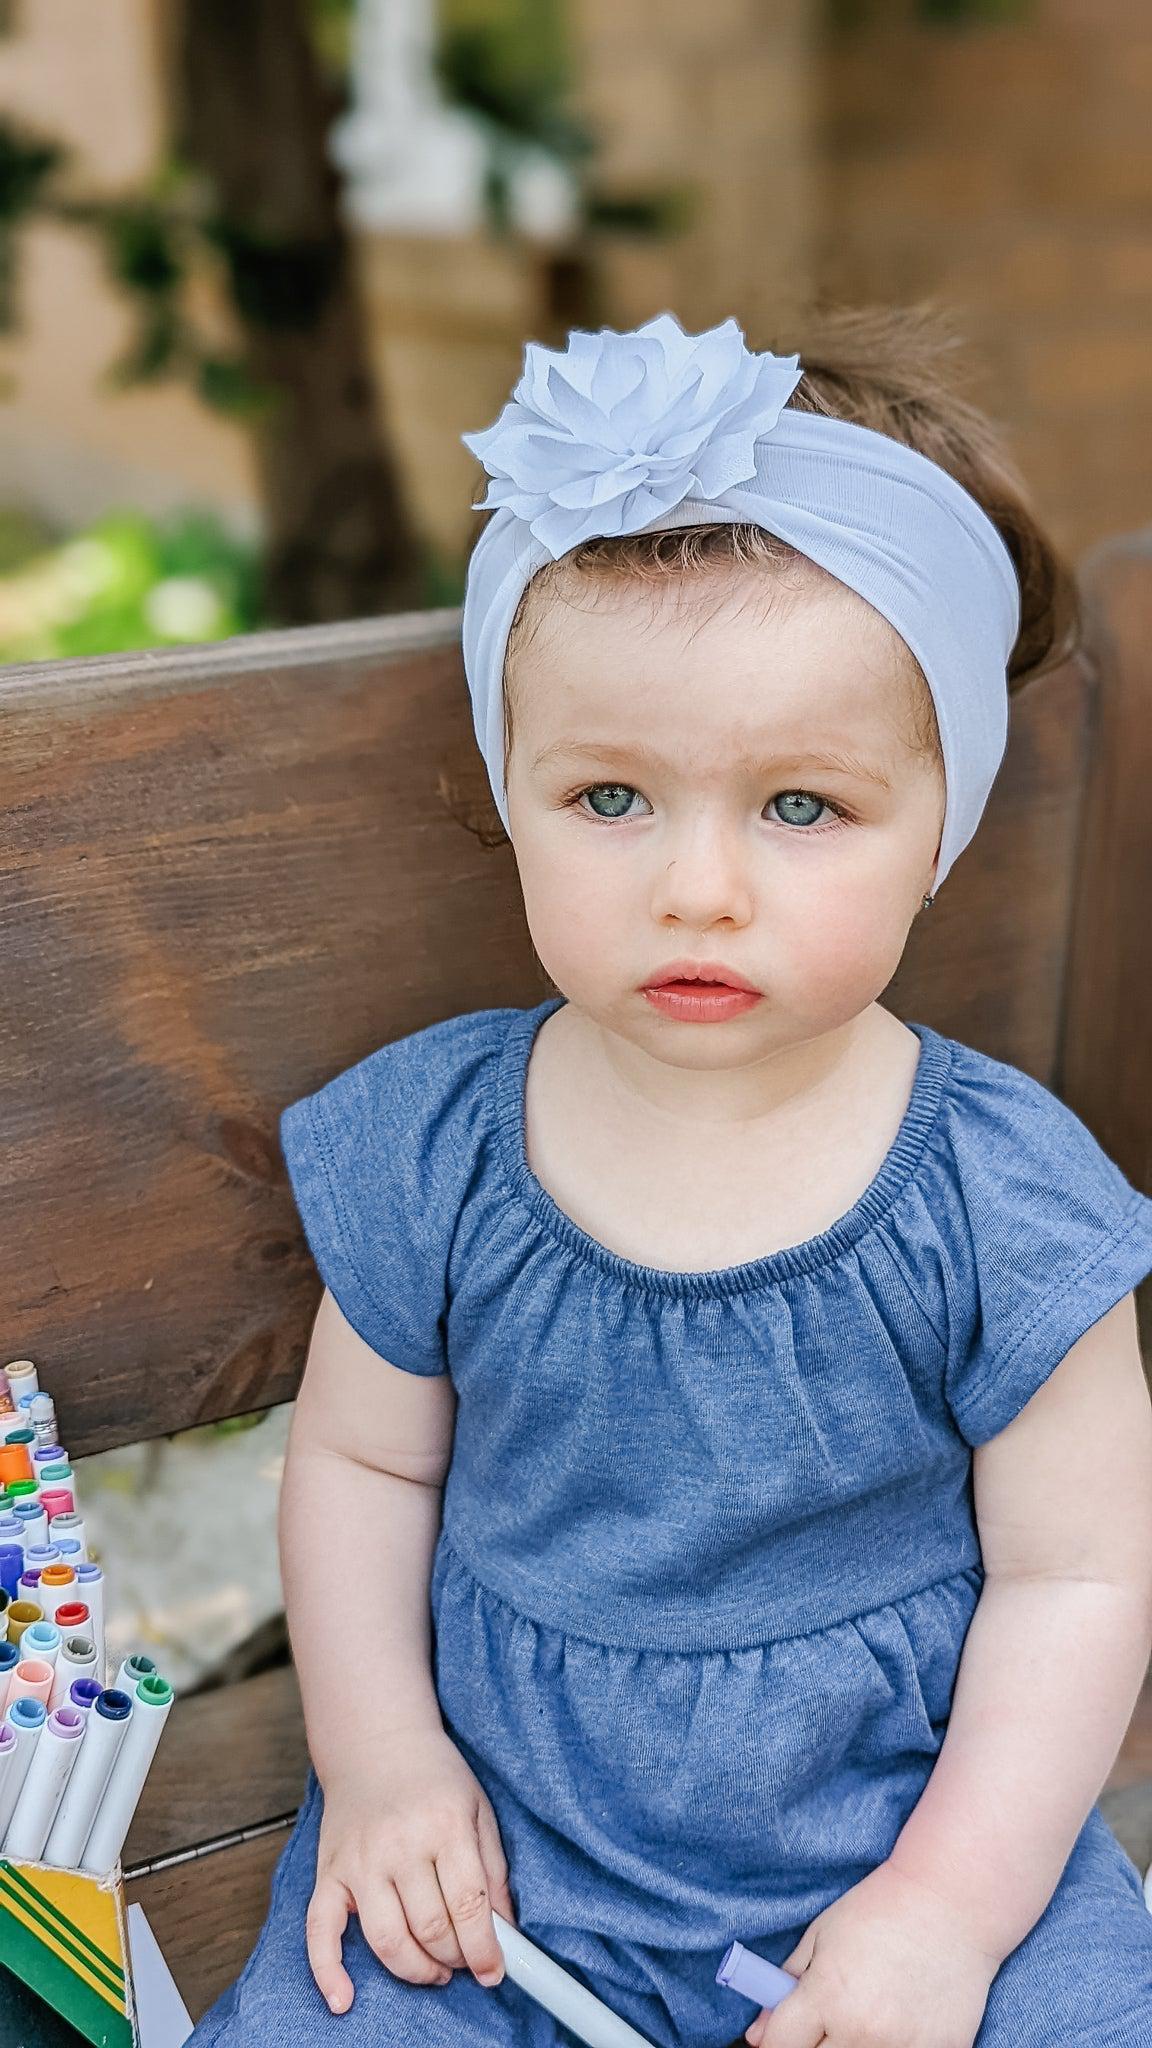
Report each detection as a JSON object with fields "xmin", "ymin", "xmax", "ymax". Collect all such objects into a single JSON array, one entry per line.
[
  {"xmin": 716, "ymin": 1941, "xmax": 799, "ymax": 2013},
  {"xmin": 4, "ymin": 1702, "xmax": 87, "ymax": 1862},
  {"xmin": 70, "ymin": 1677, "xmax": 104, "ymax": 1711},
  {"xmin": 0, "ymin": 1545, "xmax": 23, "ymax": 1599}
]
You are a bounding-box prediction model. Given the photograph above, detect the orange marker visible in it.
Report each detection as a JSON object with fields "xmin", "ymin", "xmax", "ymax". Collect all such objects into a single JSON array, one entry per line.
[{"xmin": 36, "ymin": 1563, "xmax": 76, "ymax": 1624}]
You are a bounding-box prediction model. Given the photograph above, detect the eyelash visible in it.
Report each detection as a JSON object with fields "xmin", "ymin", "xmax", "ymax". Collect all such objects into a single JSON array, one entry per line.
[{"xmin": 559, "ymin": 784, "xmax": 852, "ymax": 833}]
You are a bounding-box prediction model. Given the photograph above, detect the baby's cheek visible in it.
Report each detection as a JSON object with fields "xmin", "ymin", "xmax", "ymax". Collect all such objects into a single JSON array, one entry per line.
[{"xmin": 780, "ymin": 895, "xmax": 895, "ymax": 1004}]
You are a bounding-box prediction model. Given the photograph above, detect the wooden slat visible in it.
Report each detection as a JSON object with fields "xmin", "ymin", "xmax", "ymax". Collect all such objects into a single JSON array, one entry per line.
[
  {"xmin": 1060, "ymin": 535, "xmax": 1152, "ymax": 1195},
  {"xmin": 123, "ymin": 1663, "xmax": 309, "ymax": 1870},
  {"xmin": 125, "ymin": 1827, "xmax": 290, "ymax": 2023},
  {"xmin": 0, "ymin": 615, "xmax": 1098, "ymax": 1458},
  {"xmin": 884, "ymin": 651, "xmax": 1093, "ymax": 1080},
  {"xmin": 0, "ymin": 613, "xmax": 546, "ymax": 1457}
]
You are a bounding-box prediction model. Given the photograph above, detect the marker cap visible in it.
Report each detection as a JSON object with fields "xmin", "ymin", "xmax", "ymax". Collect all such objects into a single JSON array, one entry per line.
[{"xmin": 8, "ymin": 1695, "xmax": 47, "ymax": 1728}]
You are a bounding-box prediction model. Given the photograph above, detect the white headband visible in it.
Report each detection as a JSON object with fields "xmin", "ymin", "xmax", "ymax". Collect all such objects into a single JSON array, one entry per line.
[{"xmin": 460, "ymin": 311, "xmax": 1021, "ymax": 890}]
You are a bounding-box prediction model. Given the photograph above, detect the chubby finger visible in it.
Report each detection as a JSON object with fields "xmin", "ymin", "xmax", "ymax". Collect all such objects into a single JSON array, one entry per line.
[
  {"xmin": 475, "ymin": 1798, "xmax": 518, "ymax": 1927},
  {"xmin": 306, "ymin": 1873, "xmax": 355, "ymax": 2014},
  {"xmin": 434, "ymin": 1834, "xmax": 506, "ymax": 1985},
  {"xmin": 392, "ymin": 1857, "xmax": 467, "ymax": 1971},
  {"xmin": 357, "ymin": 1876, "xmax": 452, "ymax": 1987},
  {"xmin": 754, "ymin": 1989, "xmax": 826, "ymax": 2047}
]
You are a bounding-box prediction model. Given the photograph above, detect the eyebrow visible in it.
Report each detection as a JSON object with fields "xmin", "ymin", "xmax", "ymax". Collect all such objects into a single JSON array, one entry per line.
[{"xmin": 530, "ymin": 738, "xmax": 895, "ymax": 791}]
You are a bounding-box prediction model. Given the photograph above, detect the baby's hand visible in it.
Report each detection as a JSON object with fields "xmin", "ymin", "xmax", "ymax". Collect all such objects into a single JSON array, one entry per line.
[
  {"xmin": 306, "ymin": 1727, "xmax": 518, "ymax": 2014},
  {"xmin": 747, "ymin": 1858, "xmax": 1003, "ymax": 2048}
]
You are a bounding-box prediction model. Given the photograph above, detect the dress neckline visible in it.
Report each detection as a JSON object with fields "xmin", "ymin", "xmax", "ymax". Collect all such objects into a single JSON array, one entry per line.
[{"xmin": 493, "ymin": 994, "xmax": 954, "ymax": 1299}]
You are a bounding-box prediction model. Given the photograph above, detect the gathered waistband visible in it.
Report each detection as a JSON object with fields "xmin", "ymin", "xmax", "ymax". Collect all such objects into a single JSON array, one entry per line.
[{"xmin": 436, "ymin": 1518, "xmax": 985, "ymax": 1654}]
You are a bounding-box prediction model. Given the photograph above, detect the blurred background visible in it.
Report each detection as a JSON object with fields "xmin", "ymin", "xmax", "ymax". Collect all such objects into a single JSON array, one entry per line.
[{"xmin": 2, "ymin": 0, "xmax": 1149, "ymax": 1695}]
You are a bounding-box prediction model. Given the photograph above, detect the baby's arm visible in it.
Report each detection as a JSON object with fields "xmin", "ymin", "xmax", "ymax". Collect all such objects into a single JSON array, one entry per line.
[
  {"xmin": 279, "ymin": 1287, "xmax": 515, "ymax": 2012},
  {"xmin": 887, "ymin": 1289, "xmax": 1152, "ymax": 1962}
]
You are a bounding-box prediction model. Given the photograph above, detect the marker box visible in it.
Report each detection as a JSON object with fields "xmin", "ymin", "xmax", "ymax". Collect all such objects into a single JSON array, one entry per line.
[
  {"xmin": 0, "ymin": 1362, "xmax": 145, "ymax": 2047},
  {"xmin": 0, "ymin": 1854, "xmax": 140, "ymax": 2046}
]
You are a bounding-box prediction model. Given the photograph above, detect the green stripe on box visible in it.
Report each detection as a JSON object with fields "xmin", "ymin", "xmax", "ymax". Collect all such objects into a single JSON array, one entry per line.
[
  {"xmin": 0, "ymin": 1862, "xmax": 125, "ymax": 1987},
  {"xmin": 0, "ymin": 1908, "xmax": 134, "ymax": 2048},
  {"xmin": 0, "ymin": 1867, "xmax": 124, "ymax": 2004}
]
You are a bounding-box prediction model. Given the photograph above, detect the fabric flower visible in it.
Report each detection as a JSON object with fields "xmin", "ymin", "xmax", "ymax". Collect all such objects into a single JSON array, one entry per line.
[{"xmin": 461, "ymin": 310, "xmax": 804, "ymax": 560}]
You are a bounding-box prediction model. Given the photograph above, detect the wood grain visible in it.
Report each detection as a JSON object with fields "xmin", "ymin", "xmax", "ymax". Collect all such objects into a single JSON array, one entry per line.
[
  {"xmin": 1060, "ymin": 535, "xmax": 1152, "ymax": 1190},
  {"xmin": 125, "ymin": 1828, "xmax": 290, "ymax": 2024}
]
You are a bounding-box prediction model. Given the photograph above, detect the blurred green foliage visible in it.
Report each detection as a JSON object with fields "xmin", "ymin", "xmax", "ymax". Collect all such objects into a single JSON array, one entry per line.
[{"xmin": 0, "ymin": 507, "xmax": 263, "ymax": 663}]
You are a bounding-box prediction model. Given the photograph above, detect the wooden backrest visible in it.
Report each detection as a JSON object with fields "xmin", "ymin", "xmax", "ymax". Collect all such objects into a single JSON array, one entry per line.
[{"xmin": 2, "ymin": 537, "xmax": 1149, "ymax": 1458}]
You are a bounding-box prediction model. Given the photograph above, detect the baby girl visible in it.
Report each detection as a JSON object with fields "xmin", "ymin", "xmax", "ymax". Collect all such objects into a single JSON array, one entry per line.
[{"xmin": 189, "ymin": 307, "xmax": 1152, "ymax": 2047}]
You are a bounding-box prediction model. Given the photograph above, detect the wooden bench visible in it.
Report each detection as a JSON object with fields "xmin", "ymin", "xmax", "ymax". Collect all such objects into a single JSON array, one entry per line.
[{"xmin": 1, "ymin": 533, "xmax": 1151, "ymax": 2026}]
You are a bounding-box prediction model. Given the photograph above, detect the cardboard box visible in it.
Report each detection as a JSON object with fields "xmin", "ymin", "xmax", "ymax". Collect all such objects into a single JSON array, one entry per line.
[{"xmin": 0, "ymin": 1856, "xmax": 136, "ymax": 2047}]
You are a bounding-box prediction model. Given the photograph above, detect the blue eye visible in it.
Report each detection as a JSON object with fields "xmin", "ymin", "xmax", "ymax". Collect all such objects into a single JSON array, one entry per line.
[
  {"xmin": 578, "ymin": 784, "xmax": 645, "ymax": 820},
  {"xmin": 769, "ymin": 791, "xmax": 837, "ymax": 829}
]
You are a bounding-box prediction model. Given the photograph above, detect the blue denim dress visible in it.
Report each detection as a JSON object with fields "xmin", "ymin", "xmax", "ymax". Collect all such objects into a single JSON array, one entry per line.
[{"xmin": 191, "ymin": 996, "xmax": 1152, "ymax": 2046}]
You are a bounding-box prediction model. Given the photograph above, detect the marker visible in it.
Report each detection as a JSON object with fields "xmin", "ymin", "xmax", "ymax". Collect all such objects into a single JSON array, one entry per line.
[
  {"xmin": 49, "ymin": 1637, "xmax": 98, "ymax": 1712},
  {"xmin": 69, "ymin": 1678, "xmax": 104, "ymax": 1712},
  {"xmin": 0, "ymin": 1697, "xmax": 46, "ymax": 1837},
  {"xmin": 45, "ymin": 1689, "xmax": 132, "ymax": 1871},
  {"xmin": 0, "ymin": 1545, "xmax": 24, "ymax": 1599},
  {"xmin": 20, "ymin": 1622, "xmax": 61, "ymax": 1672},
  {"xmin": 53, "ymin": 1601, "xmax": 91, "ymax": 1636},
  {"xmin": 48, "ymin": 1512, "xmax": 86, "ymax": 1559},
  {"xmin": 114, "ymin": 1654, "xmax": 157, "ymax": 1698},
  {"xmin": 716, "ymin": 1942, "xmax": 799, "ymax": 2013},
  {"xmin": 0, "ymin": 1641, "xmax": 18, "ymax": 1715},
  {"xmin": 3, "ymin": 1361, "xmax": 39, "ymax": 1400},
  {"xmin": 38, "ymin": 1466, "xmax": 76, "ymax": 1507},
  {"xmin": 74, "ymin": 1566, "xmax": 105, "ymax": 1679},
  {"xmin": 31, "ymin": 1445, "xmax": 62, "ymax": 1471},
  {"xmin": 0, "ymin": 1369, "xmax": 13, "ymax": 1418},
  {"xmin": 27, "ymin": 1393, "xmax": 57, "ymax": 1452},
  {"xmin": 11, "ymin": 1500, "xmax": 48, "ymax": 1547},
  {"xmin": 0, "ymin": 1725, "xmax": 15, "ymax": 1811},
  {"xmin": 36, "ymin": 1564, "xmax": 76, "ymax": 1623},
  {"xmin": 8, "ymin": 1658, "xmax": 54, "ymax": 1707},
  {"xmin": 3, "ymin": 1705, "xmax": 86, "ymax": 1862},
  {"xmin": 24, "ymin": 1544, "xmax": 61, "ymax": 1577},
  {"xmin": 491, "ymin": 1911, "xmax": 659, "ymax": 2048},
  {"xmin": 81, "ymin": 1675, "xmax": 173, "ymax": 1877},
  {"xmin": 6, "ymin": 1600, "xmax": 43, "ymax": 1647},
  {"xmin": 40, "ymin": 1488, "xmax": 75, "ymax": 1522}
]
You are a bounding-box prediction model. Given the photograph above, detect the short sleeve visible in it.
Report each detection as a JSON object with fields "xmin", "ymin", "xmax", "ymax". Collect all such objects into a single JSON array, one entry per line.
[
  {"xmin": 942, "ymin": 1052, "xmax": 1152, "ymax": 1447},
  {"xmin": 279, "ymin": 1012, "xmax": 499, "ymax": 1376}
]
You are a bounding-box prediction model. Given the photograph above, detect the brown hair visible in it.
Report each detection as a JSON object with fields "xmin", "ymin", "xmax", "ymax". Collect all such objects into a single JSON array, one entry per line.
[{"xmin": 445, "ymin": 298, "xmax": 1080, "ymax": 846}]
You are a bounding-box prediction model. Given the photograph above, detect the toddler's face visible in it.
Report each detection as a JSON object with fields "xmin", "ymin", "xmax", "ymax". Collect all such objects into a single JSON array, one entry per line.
[{"xmin": 503, "ymin": 565, "xmax": 945, "ymax": 1066}]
